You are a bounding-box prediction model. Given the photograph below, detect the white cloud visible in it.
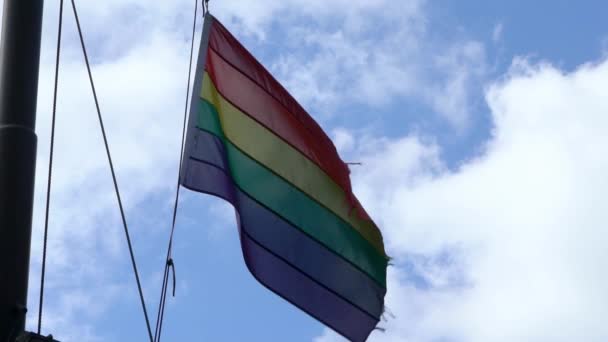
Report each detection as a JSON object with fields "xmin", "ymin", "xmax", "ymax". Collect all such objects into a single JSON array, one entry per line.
[
  {"xmin": 492, "ymin": 23, "xmax": 504, "ymax": 43},
  {"xmin": 332, "ymin": 128, "xmax": 356, "ymax": 154},
  {"xmin": 174, "ymin": 0, "xmax": 487, "ymax": 128},
  {"xmin": 426, "ymin": 40, "xmax": 486, "ymax": 131},
  {"xmin": 316, "ymin": 57, "xmax": 608, "ymax": 341},
  {"xmin": 236, "ymin": 0, "xmax": 488, "ymax": 129}
]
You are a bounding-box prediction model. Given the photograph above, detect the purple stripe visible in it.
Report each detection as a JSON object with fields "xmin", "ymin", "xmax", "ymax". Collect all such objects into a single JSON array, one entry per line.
[{"xmin": 241, "ymin": 231, "xmax": 377, "ymax": 342}]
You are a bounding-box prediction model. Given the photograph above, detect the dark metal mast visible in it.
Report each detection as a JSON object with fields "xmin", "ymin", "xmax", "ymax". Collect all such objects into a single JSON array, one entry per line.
[{"xmin": 0, "ymin": 1, "xmax": 44, "ymax": 341}]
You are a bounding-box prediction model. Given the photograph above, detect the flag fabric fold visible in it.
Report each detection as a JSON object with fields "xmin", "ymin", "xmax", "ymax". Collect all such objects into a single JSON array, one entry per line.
[{"xmin": 181, "ymin": 14, "xmax": 388, "ymax": 342}]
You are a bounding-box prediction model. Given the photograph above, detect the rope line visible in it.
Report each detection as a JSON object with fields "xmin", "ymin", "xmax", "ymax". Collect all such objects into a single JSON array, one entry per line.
[
  {"xmin": 38, "ymin": 0, "xmax": 64, "ymax": 334},
  {"xmin": 203, "ymin": 0, "xmax": 210, "ymax": 16},
  {"xmin": 70, "ymin": 1, "xmax": 154, "ymax": 341},
  {"xmin": 168, "ymin": 259, "xmax": 176, "ymax": 297},
  {"xmin": 153, "ymin": 0, "xmax": 200, "ymax": 340}
]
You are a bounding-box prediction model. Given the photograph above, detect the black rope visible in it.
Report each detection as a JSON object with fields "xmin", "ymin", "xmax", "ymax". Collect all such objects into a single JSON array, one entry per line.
[
  {"xmin": 203, "ymin": 0, "xmax": 210, "ymax": 16},
  {"xmin": 153, "ymin": 1, "xmax": 200, "ymax": 341},
  {"xmin": 168, "ymin": 258, "xmax": 176, "ymax": 297},
  {"xmin": 154, "ymin": 262, "xmax": 170, "ymax": 342},
  {"xmin": 70, "ymin": 1, "xmax": 153, "ymax": 341},
  {"xmin": 37, "ymin": 0, "xmax": 64, "ymax": 335}
]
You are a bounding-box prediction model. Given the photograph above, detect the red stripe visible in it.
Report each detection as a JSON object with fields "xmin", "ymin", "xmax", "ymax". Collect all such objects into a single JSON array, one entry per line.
[
  {"xmin": 206, "ymin": 19, "xmax": 372, "ymax": 221},
  {"xmin": 208, "ymin": 19, "xmax": 333, "ymax": 147}
]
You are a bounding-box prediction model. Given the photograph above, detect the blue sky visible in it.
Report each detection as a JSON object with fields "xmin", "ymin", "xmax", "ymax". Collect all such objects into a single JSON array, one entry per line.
[{"xmin": 6, "ymin": 0, "xmax": 607, "ymax": 341}]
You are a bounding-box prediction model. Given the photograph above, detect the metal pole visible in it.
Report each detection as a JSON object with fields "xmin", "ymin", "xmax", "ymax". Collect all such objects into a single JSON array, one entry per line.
[{"xmin": 0, "ymin": 1, "xmax": 44, "ymax": 341}]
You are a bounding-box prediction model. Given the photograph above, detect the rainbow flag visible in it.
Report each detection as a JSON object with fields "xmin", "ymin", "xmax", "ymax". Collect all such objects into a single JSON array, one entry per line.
[{"xmin": 181, "ymin": 14, "xmax": 388, "ymax": 341}]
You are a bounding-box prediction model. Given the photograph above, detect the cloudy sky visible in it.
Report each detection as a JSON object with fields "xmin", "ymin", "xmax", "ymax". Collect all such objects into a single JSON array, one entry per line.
[{"xmin": 4, "ymin": 0, "xmax": 607, "ymax": 341}]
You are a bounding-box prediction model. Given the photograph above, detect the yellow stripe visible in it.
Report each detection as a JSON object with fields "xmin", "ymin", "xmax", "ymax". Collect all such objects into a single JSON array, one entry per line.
[{"xmin": 201, "ymin": 73, "xmax": 386, "ymax": 256}]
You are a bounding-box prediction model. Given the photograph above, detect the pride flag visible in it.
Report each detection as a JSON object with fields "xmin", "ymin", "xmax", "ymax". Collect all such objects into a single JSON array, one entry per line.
[{"xmin": 180, "ymin": 14, "xmax": 388, "ymax": 341}]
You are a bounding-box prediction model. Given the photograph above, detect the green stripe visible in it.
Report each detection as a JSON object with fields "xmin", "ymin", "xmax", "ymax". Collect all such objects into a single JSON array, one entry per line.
[
  {"xmin": 197, "ymin": 99, "xmax": 387, "ymax": 286},
  {"xmin": 201, "ymin": 73, "xmax": 386, "ymax": 257}
]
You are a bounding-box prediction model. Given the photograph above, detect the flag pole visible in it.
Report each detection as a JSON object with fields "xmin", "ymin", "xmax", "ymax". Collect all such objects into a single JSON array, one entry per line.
[{"xmin": 0, "ymin": 1, "xmax": 44, "ymax": 341}]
